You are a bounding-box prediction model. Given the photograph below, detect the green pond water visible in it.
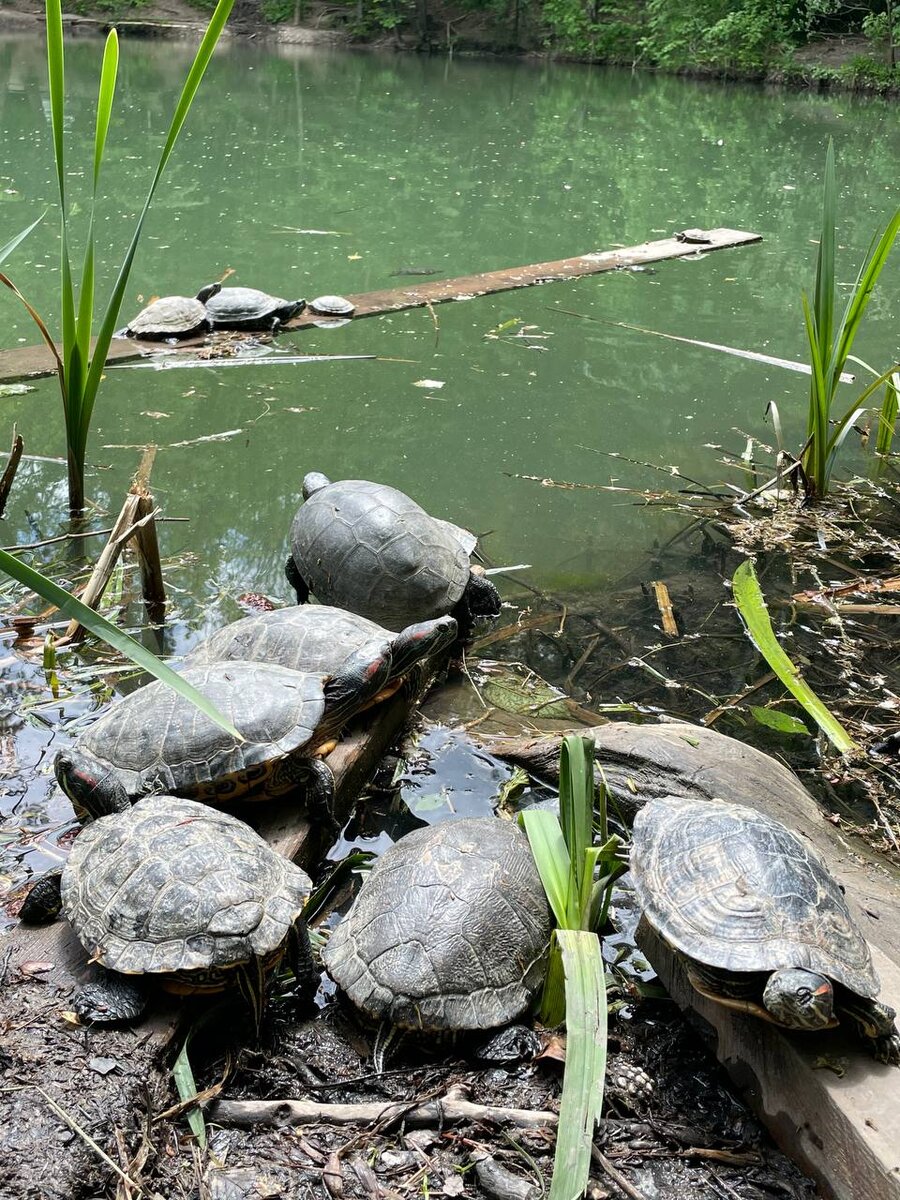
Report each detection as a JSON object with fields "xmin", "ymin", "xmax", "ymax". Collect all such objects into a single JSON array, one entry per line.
[{"xmin": 1, "ymin": 34, "xmax": 900, "ymax": 903}]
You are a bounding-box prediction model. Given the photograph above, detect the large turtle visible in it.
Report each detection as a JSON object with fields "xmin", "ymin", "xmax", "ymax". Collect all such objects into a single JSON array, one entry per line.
[
  {"xmin": 205, "ymin": 286, "xmax": 306, "ymax": 331},
  {"xmin": 630, "ymin": 796, "xmax": 900, "ymax": 1064},
  {"xmin": 185, "ymin": 605, "xmax": 458, "ymax": 695},
  {"xmin": 54, "ymin": 651, "xmax": 391, "ymax": 833},
  {"xmin": 125, "ymin": 283, "xmax": 221, "ymax": 340},
  {"xmin": 286, "ymin": 473, "xmax": 501, "ymax": 635},
  {"xmin": 60, "ymin": 795, "xmax": 314, "ymax": 1027},
  {"xmin": 323, "ymin": 817, "xmax": 552, "ymax": 1032}
]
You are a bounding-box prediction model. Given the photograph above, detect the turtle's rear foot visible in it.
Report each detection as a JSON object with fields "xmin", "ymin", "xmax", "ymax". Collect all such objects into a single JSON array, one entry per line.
[
  {"xmin": 285, "ymin": 555, "xmax": 310, "ymax": 604},
  {"xmin": 73, "ymin": 971, "xmax": 148, "ymax": 1024}
]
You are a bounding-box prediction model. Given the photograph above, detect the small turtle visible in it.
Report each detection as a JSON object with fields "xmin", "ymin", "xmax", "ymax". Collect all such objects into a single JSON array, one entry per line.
[
  {"xmin": 205, "ymin": 286, "xmax": 306, "ymax": 332},
  {"xmin": 18, "ymin": 866, "xmax": 64, "ymax": 924},
  {"xmin": 54, "ymin": 652, "xmax": 392, "ymax": 832},
  {"xmin": 323, "ymin": 817, "xmax": 552, "ymax": 1032},
  {"xmin": 309, "ymin": 295, "xmax": 355, "ymax": 317},
  {"xmin": 630, "ymin": 796, "xmax": 900, "ymax": 1064},
  {"xmin": 286, "ymin": 473, "xmax": 501, "ymax": 635},
  {"xmin": 60, "ymin": 795, "xmax": 314, "ymax": 1027},
  {"xmin": 185, "ymin": 604, "xmax": 457, "ymax": 696},
  {"xmin": 674, "ymin": 228, "xmax": 713, "ymax": 245},
  {"xmin": 125, "ymin": 283, "xmax": 221, "ymax": 340}
]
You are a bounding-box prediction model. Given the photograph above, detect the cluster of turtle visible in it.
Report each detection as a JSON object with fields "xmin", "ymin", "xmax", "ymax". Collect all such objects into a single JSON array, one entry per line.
[{"xmin": 122, "ymin": 283, "xmax": 356, "ymax": 340}]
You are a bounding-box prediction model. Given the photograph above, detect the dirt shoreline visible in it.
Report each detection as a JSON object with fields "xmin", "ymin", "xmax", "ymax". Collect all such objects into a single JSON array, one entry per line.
[{"xmin": 0, "ymin": 1, "xmax": 896, "ymax": 97}]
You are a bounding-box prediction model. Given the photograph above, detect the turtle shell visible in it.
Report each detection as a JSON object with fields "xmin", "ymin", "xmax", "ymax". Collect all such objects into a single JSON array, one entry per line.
[
  {"xmin": 290, "ymin": 478, "xmax": 476, "ymax": 629},
  {"xmin": 309, "ymin": 295, "xmax": 355, "ymax": 316},
  {"xmin": 126, "ymin": 295, "xmax": 210, "ymax": 339},
  {"xmin": 205, "ymin": 286, "xmax": 304, "ymax": 331},
  {"xmin": 323, "ymin": 817, "xmax": 552, "ymax": 1031},
  {"xmin": 71, "ymin": 662, "xmax": 328, "ymax": 803},
  {"xmin": 61, "ymin": 795, "xmax": 312, "ymax": 976},
  {"xmin": 630, "ymin": 797, "xmax": 878, "ymax": 999}
]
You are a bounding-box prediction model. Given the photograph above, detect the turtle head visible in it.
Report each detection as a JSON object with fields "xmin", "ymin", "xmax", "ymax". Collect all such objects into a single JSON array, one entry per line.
[
  {"xmin": 465, "ymin": 566, "xmax": 502, "ymax": 618},
  {"xmin": 762, "ymin": 968, "xmax": 835, "ymax": 1030},
  {"xmin": 195, "ymin": 282, "xmax": 222, "ymax": 304},
  {"xmin": 323, "ymin": 640, "xmax": 393, "ymax": 721},
  {"xmin": 302, "ymin": 472, "xmax": 332, "ymax": 500},
  {"xmin": 391, "ymin": 616, "xmax": 458, "ymax": 677},
  {"xmin": 54, "ymin": 747, "xmax": 130, "ymax": 821}
]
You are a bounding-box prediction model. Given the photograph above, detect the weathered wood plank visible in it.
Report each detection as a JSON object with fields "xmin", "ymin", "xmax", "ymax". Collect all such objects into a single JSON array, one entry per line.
[
  {"xmin": 0, "ymin": 229, "xmax": 761, "ymax": 384},
  {"xmin": 638, "ymin": 923, "xmax": 900, "ymax": 1200}
]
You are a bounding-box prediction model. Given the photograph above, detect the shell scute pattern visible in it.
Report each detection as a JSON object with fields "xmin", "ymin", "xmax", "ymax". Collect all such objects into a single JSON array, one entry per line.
[
  {"xmin": 62, "ymin": 797, "xmax": 311, "ymax": 977},
  {"xmin": 292, "ymin": 481, "xmax": 470, "ymax": 627},
  {"xmin": 323, "ymin": 818, "xmax": 552, "ymax": 1031},
  {"xmin": 80, "ymin": 662, "xmax": 326, "ymax": 796},
  {"xmin": 631, "ymin": 797, "xmax": 877, "ymax": 997}
]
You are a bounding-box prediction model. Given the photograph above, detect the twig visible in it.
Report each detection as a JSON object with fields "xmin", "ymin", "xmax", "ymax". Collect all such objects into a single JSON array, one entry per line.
[
  {"xmin": 1, "ymin": 517, "xmax": 187, "ymax": 554},
  {"xmin": 32, "ymin": 1084, "xmax": 145, "ymax": 1196},
  {"xmin": 590, "ymin": 1145, "xmax": 647, "ymax": 1200},
  {"xmin": 209, "ymin": 1096, "xmax": 558, "ymax": 1131},
  {"xmin": 0, "ymin": 425, "xmax": 23, "ymax": 518}
]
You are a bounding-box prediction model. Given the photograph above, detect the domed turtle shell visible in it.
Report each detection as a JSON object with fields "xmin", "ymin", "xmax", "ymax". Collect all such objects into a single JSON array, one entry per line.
[
  {"xmin": 309, "ymin": 294, "xmax": 355, "ymax": 317},
  {"xmin": 59, "ymin": 662, "xmax": 333, "ymax": 804},
  {"xmin": 205, "ymin": 286, "xmax": 305, "ymax": 331},
  {"xmin": 290, "ymin": 476, "xmax": 477, "ymax": 630},
  {"xmin": 630, "ymin": 796, "xmax": 878, "ymax": 998},
  {"xmin": 126, "ymin": 283, "xmax": 221, "ymax": 340},
  {"xmin": 184, "ymin": 605, "xmax": 457, "ymax": 686},
  {"xmin": 62, "ymin": 795, "xmax": 312, "ymax": 978},
  {"xmin": 323, "ymin": 817, "xmax": 552, "ymax": 1031}
]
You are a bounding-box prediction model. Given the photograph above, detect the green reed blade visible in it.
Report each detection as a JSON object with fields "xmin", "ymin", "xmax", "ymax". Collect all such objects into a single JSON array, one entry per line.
[
  {"xmin": 0, "ymin": 214, "xmax": 45, "ymax": 266},
  {"xmin": 831, "ymin": 209, "xmax": 900, "ymax": 384},
  {"xmin": 520, "ymin": 808, "xmax": 571, "ymax": 928},
  {"xmin": 173, "ymin": 1032, "xmax": 207, "ymax": 1148},
  {"xmin": 0, "ymin": 548, "xmax": 243, "ymax": 740},
  {"xmin": 548, "ymin": 929, "xmax": 607, "ymax": 1200},
  {"xmin": 732, "ymin": 559, "xmax": 856, "ymax": 753},
  {"xmin": 876, "ymin": 373, "xmax": 899, "ymax": 456},
  {"xmin": 813, "ymin": 139, "xmax": 836, "ymax": 366}
]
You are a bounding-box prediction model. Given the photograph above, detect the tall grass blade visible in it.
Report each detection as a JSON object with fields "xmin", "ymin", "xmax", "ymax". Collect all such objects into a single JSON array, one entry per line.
[
  {"xmin": 0, "ymin": 214, "xmax": 45, "ymax": 266},
  {"xmin": 45, "ymin": 0, "xmax": 75, "ymax": 377},
  {"xmin": 558, "ymin": 735, "xmax": 593, "ymax": 920},
  {"xmin": 548, "ymin": 929, "xmax": 607, "ymax": 1200},
  {"xmin": 173, "ymin": 1032, "xmax": 207, "ymax": 1147},
  {"xmin": 0, "ymin": 548, "xmax": 242, "ymax": 739},
  {"xmin": 520, "ymin": 809, "xmax": 571, "ymax": 927},
  {"xmin": 813, "ymin": 139, "xmax": 836, "ymax": 366},
  {"xmin": 876, "ymin": 373, "xmax": 899, "ymax": 456},
  {"xmin": 732, "ymin": 560, "xmax": 856, "ymax": 752},
  {"xmin": 0, "ymin": 272, "xmax": 65, "ymax": 380}
]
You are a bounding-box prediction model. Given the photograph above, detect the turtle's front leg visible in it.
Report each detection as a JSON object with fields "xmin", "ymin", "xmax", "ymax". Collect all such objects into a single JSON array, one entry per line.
[
  {"xmin": 842, "ymin": 997, "xmax": 900, "ymax": 1065},
  {"xmin": 303, "ymin": 757, "xmax": 338, "ymax": 839},
  {"xmin": 285, "ymin": 555, "xmax": 310, "ymax": 604},
  {"xmin": 73, "ymin": 969, "xmax": 148, "ymax": 1025}
]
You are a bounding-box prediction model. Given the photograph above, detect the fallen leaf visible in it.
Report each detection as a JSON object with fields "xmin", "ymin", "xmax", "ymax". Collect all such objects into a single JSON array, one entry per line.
[
  {"xmin": 442, "ymin": 1174, "xmax": 465, "ymax": 1196},
  {"xmin": 19, "ymin": 960, "xmax": 54, "ymax": 976},
  {"xmin": 536, "ymin": 1032, "xmax": 567, "ymax": 1064},
  {"xmin": 284, "ymin": 406, "xmax": 319, "ymax": 414},
  {"xmin": 0, "ymin": 383, "xmax": 35, "ymax": 396},
  {"xmin": 347, "ymin": 252, "xmax": 363, "ymax": 261},
  {"xmin": 412, "ymin": 379, "xmax": 445, "ymax": 389}
]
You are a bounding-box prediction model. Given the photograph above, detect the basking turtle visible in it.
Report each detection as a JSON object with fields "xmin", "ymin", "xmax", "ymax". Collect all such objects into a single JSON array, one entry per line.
[
  {"xmin": 308, "ymin": 295, "xmax": 355, "ymax": 317},
  {"xmin": 185, "ymin": 605, "xmax": 457, "ymax": 695},
  {"xmin": 323, "ymin": 817, "xmax": 552, "ymax": 1032},
  {"xmin": 125, "ymin": 283, "xmax": 221, "ymax": 340},
  {"xmin": 286, "ymin": 473, "xmax": 501, "ymax": 634},
  {"xmin": 205, "ymin": 286, "xmax": 306, "ymax": 332},
  {"xmin": 61, "ymin": 795, "xmax": 314, "ymax": 1026},
  {"xmin": 54, "ymin": 652, "xmax": 392, "ymax": 832},
  {"xmin": 630, "ymin": 796, "xmax": 900, "ymax": 1064}
]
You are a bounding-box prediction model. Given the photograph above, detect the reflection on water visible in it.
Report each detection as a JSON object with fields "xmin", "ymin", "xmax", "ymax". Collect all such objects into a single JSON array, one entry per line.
[{"xmin": 2, "ymin": 36, "xmax": 900, "ymax": 913}]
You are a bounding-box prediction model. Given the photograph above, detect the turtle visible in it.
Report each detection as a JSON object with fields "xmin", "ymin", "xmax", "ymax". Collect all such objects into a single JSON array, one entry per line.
[
  {"xmin": 53, "ymin": 650, "xmax": 392, "ymax": 834},
  {"xmin": 125, "ymin": 283, "xmax": 222, "ymax": 340},
  {"xmin": 674, "ymin": 228, "xmax": 713, "ymax": 245},
  {"xmin": 286, "ymin": 473, "xmax": 501, "ymax": 635},
  {"xmin": 308, "ymin": 295, "xmax": 355, "ymax": 317},
  {"xmin": 184, "ymin": 604, "xmax": 458, "ymax": 697},
  {"xmin": 204, "ymin": 286, "xmax": 306, "ymax": 332},
  {"xmin": 629, "ymin": 796, "xmax": 900, "ymax": 1064},
  {"xmin": 323, "ymin": 817, "xmax": 552, "ymax": 1032},
  {"xmin": 60, "ymin": 795, "xmax": 315, "ymax": 1027}
]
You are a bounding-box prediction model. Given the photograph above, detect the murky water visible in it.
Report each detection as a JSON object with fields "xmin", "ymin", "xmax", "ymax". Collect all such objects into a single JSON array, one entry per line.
[{"xmin": 2, "ymin": 34, "xmax": 900, "ymax": 908}]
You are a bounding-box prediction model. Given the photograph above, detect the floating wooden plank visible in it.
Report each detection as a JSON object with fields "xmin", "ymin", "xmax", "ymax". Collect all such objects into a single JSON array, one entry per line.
[
  {"xmin": 0, "ymin": 229, "xmax": 761, "ymax": 385},
  {"xmin": 0, "ymin": 679, "xmax": 424, "ymax": 1199}
]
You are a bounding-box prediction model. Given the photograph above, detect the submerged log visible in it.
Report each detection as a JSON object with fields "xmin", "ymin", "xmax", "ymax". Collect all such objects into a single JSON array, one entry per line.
[
  {"xmin": 0, "ymin": 679, "xmax": 428, "ymax": 1200},
  {"xmin": 481, "ymin": 721, "xmax": 900, "ymax": 1200},
  {"xmin": 0, "ymin": 229, "xmax": 761, "ymax": 384}
]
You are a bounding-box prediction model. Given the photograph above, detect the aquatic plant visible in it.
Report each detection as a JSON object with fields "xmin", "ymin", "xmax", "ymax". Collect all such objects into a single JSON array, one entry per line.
[
  {"xmin": 0, "ymin": 216, "xmax": 45, "ymax": 269},
  {"xmin": 0, "ymin": 0, "xmax": 234, "ymax": 516},
  {"xmin": 521, "ymin": 734, "xmax": 626, "ymax": 1200},
  {"xmin": 801, "ymin": 139, "xmax": 900, "ymax": 499}
]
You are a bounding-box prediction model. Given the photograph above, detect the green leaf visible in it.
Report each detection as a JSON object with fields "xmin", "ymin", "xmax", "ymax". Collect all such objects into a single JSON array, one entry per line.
[
  {"xmin": 0, "ymin": 547, "xmax": 243, "ymax": 740},
  {"xmin": 748, "ymin": 706, "xmax": 808, "ymax": 735},
  {"xmin": 520, "ymin": 809, "xmax": 571, "ymax": 928},
  {"xmin": 0, "ymin": 213, "xmax": 45, "ymax": 266},
  {"xmin": 173, "ymin": 1033, "xmax": 206, "ymax": 1148},
  {"xmin": 876, "ymin": 372, "xmax": 899, "ymax": 456},
  {"xmin": 732, "ymin": 560, "xmax": 856, "ymax": 753},
  {"xmin": 548, "ymin": 930, "xmax": 607, "ymax": 1200}
]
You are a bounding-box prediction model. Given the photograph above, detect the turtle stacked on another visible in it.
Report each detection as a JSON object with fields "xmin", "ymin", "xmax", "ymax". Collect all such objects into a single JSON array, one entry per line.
[{"xmin": 287, "ymin": 472, "xmax": 501, "ymax": 635}]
